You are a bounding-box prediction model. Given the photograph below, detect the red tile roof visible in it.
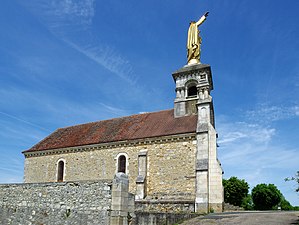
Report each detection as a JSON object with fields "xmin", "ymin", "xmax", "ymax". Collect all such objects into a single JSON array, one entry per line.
[{"xmin": 23, "ymin": 109, "xmax": 197, "ymax": 153}]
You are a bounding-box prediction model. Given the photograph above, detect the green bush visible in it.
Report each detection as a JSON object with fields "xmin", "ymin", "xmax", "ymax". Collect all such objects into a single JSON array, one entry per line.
[
  {"xmin": 241, "ymin": 194, "xmax": 253, "ymax": 210},
  {"xmin": 223, "ymin": 177, "xmax": 249, "ymax": 207},
  {"xmin": 280, "ymin": 198, "xmax": 293, "ymax": 210},
  {"xmin": 252, "ymin": 183, "xmax": 282, "ymax": 210}
]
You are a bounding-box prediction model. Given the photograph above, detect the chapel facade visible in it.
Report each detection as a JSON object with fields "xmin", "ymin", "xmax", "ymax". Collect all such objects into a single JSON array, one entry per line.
[{"xmin": 23, "ymin": 63, "xmax": 223, "ymax": 213}]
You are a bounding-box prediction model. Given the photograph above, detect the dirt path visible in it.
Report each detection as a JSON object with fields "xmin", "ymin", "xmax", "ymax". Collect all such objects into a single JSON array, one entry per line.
[{"xmin": 180, "ymin": 211, "xmax": 299, "ymax": 225}]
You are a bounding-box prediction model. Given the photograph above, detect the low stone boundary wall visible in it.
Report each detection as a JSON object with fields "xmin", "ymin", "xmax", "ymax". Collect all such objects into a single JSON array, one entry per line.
[
  {"xmin": 223, "ymin": 203, "xmax": 244, "ymax": 212},
  {"xmin": 0, "ymin": 173, "xmax": 131, "ymax": 225},
  {"xmin": 135, "ymin": 211, "xmax": 199, "ymax": 225},
  {"xmin": 135, "ymin": 199, "xmax": 195, "ymax": 213},
  {"xmin": 134, "ymin": 199, "xmax": 197, "ymax": 225},
  {"xmin": 0, "ymin": 180, "xmax": 112, "ymax": 224},
  {"xmin": 0, "ymin": 175, "xmax": 202, "ymax": 225}
]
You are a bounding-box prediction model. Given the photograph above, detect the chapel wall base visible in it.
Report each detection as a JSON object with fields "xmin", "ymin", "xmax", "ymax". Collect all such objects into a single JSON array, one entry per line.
[
  {"xmin": 195, "ymin": 202, "xmax": 209, "ymax": 214},
  {"xmin": 209, "ymin": 203, "xmax": 224, "ymax": 213}
]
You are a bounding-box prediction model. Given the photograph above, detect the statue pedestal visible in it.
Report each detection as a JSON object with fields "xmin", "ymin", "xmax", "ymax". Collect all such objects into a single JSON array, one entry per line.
[{"xmin": 187, "ymin": 58, "xmax": 200, "ymax": 65}]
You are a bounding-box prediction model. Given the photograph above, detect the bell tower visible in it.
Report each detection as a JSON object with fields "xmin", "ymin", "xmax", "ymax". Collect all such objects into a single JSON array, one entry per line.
[
  {"xmin": 172, "ymin": 63, "xmax": 214, "ymax": 126},
  {"xmin": 173, "ymin": 63, "xmax": 223, "ymax": 213}
]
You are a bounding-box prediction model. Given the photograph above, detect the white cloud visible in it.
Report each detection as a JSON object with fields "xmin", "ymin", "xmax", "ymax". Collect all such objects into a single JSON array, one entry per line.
[
  {"xmin": 18, "ymin": 57, "xmax": 48, "ymax": 75},
  {"xmin": 218, "ymin": 121, "xmax": 275, "ymax": 146},
  {"xmin": 0, "ymin": 86, "xmax": 133, "ymax": 131},
  {"xmin": 217, "ymin": 113, "xmax": 299, "ymax": 205},
  {"xmin": 0, "ymin": 153, "xmax": 24, "ymax": 184},
  {"xmin": 32, "ymin": 0, "xmax": 95, "ymax": 28},
  {"xmin": 97, "ymin": 102, "xmax": 131, "ymax": 118},
  {"xmin": 65, "ymin": 41, "xmax": 137, "ymax": 84},
  {"xmin": 0, "ymin": 175, "xmax": 23, "ymax": 184},
  {"xmin": 54, "ymin": 0, "xmax": 95, "ymax": 19},
  {"xmin": 245, "ymin": 104, "xmax": 299, "ymax": 124},
  {"xmin": 218, "ymin": 120, "xmax": 275, "ymax": 173},
  {"xmin": 217, "ymin": 118, "xmax": 298, "ymax": 172},
  {"xmin": 21, "ymin": 0, "xmax": 136, "ymax": 85},
  {"xmin": 0, "ymin": 112, "xmax": 51, "ymax": 133}
]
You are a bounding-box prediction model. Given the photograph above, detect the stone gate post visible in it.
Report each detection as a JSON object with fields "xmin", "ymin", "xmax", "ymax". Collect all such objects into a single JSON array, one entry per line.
[{"xmin": 110, "ymin": 173, "xmax": 129, "ymax": 225}]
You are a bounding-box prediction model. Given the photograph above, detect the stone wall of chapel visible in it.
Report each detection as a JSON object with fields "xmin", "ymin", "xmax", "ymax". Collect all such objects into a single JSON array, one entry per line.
[
  {"xmin": 146, "ymin": 140, "xmax": 197, "ymax": 199},
  {"xmin": 24, "ymin": 136, "xmax": 197, "ymax": 199}
]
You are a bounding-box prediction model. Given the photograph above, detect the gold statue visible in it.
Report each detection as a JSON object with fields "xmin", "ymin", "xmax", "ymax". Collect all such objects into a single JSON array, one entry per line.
[{"xmin": 187, "ymin": 12, "xmax": 209, "ymax": 65}]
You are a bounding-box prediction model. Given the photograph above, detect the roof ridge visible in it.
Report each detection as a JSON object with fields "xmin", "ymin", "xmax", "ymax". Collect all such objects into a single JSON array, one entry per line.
[{"xmin": 58, "ymin": 108, "xmax": 174, "ymax": 130}]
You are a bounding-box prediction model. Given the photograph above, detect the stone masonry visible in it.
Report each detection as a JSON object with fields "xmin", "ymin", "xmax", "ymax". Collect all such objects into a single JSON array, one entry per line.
[
  {"xmin": 0, "ymin": 173, "xmax": 131, "ymax": 225},
  {"xmin": 24, "ymin": 135, "xmax": 198, "ymax": 201}
]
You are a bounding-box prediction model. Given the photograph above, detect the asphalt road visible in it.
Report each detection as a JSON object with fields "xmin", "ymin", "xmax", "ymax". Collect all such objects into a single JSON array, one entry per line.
[{"xmin": 181, "ymin": 211, "xmax": 299, "ymax": 225}]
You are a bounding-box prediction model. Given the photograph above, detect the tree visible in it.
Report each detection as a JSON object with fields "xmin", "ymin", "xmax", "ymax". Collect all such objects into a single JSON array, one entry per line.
[
  {"xmin": 223, "ymin": 177, "xmax": 249, "ymax": 207},
  {"xmin": 252, "ymin": 183, "xmax": 282, "ymax": 210},
  {"xmin": 280, "ymin": 197, "xmax": 293, "ymax": 211},
  {"xmin": 285, "ymin": 171, "xmax": 299, "ymax": 192},
  {"xmin": 241, "ymin": 194, "xmax": 253, "ymax": 210}
]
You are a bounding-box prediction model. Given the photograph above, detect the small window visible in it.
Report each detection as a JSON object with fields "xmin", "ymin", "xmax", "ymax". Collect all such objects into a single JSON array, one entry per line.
[
  {"xmin": 57, "ymin": 160, "xmax": 64, "ymax": 182},
  {"xmin": 188, "ymin": 86, "xmax": 197, "ymax": 97},
  {"xmin": 118, "ymin": 155, "xmax": 126, "ymax": 173}
]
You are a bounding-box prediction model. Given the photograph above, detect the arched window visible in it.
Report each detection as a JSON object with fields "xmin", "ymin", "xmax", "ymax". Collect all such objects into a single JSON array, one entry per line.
[
  {"xmin": 57, "ymin": 160, "xmax": 65, "ymax": 182},
  {"xmin": 188, "ymin": 85, "xmax": 197, "ymax": 97},
  {"xmin": 118, "ymin": 155, "xmax": 126, "ymax": 173}
]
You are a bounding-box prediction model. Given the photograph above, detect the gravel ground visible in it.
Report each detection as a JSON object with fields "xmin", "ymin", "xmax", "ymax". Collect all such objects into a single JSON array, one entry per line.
[{"xmin": 180, "ymin": 211, "xmax": 299, "ymax": 225}]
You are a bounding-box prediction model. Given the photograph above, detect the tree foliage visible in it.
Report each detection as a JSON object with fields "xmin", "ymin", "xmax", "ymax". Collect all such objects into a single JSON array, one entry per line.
[
  {"xmin": 280, "ymin": 197, "xmax": 293, "ymax": 210},
  {"xmin": 223, "ymin": 176, "xmax": 295, "ymax": 211},
  {"xmin": 241, "ymin": 194, "xmax": 253, "ymax": 210},
  {"xmin": 285, "ymin": 171, "xmax": 299, "ymax": 192},
  {"xmin": 223, "ymin": 177, "xmax": 249, "ymax": 207},
  {"xmin": 252, "ymin": 183, "xmax": 282, "ymax": 210}
]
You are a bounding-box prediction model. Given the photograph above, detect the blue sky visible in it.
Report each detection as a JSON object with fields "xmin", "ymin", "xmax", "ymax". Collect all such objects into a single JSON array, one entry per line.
[{"xmin": 0, "ymin": 0, "xmax": 298, "ymax": 205}]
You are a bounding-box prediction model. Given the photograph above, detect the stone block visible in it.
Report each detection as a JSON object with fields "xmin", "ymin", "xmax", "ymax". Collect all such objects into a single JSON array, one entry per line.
[
  {"xmin": 196, "ymin": 159, "xmax": 208, "ymax": 171},
  {"xmin": 110, "ymin": 216, "xmax": 128, "ymax": 225},
  {"xmin": 138, "ymin": 150, "xmax": 147, "ymax": 157},
  {"xmin": 136, "ymin": 175, "xmax": 145, "ymax": 183},
  {"xmin": 195, "ymin": 202, "xmax": 208, "ymax": 213},
  {"xmin": 197, "ymin": 123, "xmax": 209, "ymax": 133}
]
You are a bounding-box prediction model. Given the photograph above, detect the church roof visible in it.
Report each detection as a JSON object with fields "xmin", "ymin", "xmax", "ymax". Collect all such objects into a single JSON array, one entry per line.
[{"xmin": 23, "ymin": 109, "xmax": 197, "ymax": 153}]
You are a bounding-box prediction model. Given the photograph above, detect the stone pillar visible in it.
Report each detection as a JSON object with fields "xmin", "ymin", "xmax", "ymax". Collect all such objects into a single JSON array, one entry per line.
[
  {"xmin": 110, "ymin": 173, "xmax": 129, "ymax": 225},
  {"xmin": 194, "ymin": 65, "xmax": 221, "ymax": 213},
  {"xmin": 195, "ymin": 131, "xmax": 209, "ymax": 213},
  {"xmin": 135, "ymin": 150, "xmax": 147, "ymax": 200},
  {"xmin": 196, "ymin": 121, "xmax": 223, "ymax": 213}
]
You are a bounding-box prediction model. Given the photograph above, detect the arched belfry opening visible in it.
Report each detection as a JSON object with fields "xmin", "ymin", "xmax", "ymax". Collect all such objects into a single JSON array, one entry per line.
[
  {"xmin": 57, "ymin": 160, "xmax": 65, "ymax": 182},
  {"xmin": 118, "ymin": 155, "xmax": 126, "ymax": 173},
  {"xmin": 187, "ymin": 85, "xmax": 197, "ymax": 97}
]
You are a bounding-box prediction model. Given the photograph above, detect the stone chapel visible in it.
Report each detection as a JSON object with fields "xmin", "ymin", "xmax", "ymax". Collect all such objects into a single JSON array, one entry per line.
[
  {"xmin": 23, "ymin": 63, "xmax": 223, "ymax": 213},
  {"xmin": 22, "ymin": 13, "xmax": 223, "ymax": 213}
]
